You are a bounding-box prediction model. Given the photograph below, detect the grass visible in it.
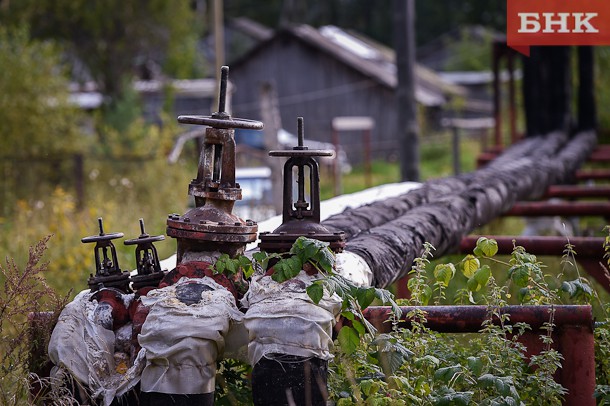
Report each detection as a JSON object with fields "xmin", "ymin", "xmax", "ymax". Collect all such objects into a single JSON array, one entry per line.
[{"xmin": 320, "ymin": 130, "xmax": 484, "ymax": 199}]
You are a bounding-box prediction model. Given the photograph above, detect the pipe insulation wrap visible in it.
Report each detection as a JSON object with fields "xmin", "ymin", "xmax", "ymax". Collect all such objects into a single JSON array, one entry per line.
[
  {"xmin": 241, "ymin": 271, "xmax": 342, "ymax": 366},
  {"xmin": 335, "ymin": 251, "xmax": 374, "ymax": 286},
  {"xmin": 48, "ymin": 290, "xmax": 145, "ymax": 406},
  {"xmin": 322, "ymin": 131, "xmax": 597, "ymax": 287},
  {"xmin": 138, "ymin": 277, "xmax": 243, "ymax": 394}
]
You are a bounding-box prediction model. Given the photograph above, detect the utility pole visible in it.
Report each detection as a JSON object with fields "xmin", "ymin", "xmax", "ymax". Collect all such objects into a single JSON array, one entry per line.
[
  {"xmin": 260, "ymin": 82, "xmax": 284, "ymax": 215},
  {"xmin": 393, "ymin": 0, "xmax": 420, "ymax": 181},
  {"xmin": 213, "ymin": 0, "xmax": 225, "ymax": 110}
]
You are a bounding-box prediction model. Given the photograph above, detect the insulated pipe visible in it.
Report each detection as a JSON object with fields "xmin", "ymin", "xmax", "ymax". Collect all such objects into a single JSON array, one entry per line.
[{"xmin": 321, "ymin": 131, "xmax": 597, "ymax": 287}]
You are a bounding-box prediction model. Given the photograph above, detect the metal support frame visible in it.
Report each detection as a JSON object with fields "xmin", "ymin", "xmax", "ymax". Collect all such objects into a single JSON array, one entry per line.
[
  {"xmin": 362, "ymin": 305, "xmax": 595, "ymax": 406},
  {"xmin": 504, "ymin": 201, "xmax": 610, "ymax": 217}
]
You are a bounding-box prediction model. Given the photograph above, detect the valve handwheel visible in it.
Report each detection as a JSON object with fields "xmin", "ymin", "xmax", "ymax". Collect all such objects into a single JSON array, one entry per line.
[{"xmin": 177, "ymin": 66, "xmax": 263, "ymax": 131}]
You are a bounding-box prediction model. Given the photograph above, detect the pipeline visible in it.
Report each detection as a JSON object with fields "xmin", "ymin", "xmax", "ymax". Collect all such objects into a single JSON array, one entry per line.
[{"xmin": 322, "ymin": 130, "xmax": 597, "ymax": 287}]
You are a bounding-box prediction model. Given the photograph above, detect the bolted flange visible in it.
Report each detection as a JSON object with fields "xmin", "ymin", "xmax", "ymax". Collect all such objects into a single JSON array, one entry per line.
[
  {"xmin": 82, "ymin": 218, "xmax": 131, "ymax": 292},
  {"xmin": 168, "ymin": 66, "xmax": 261, "ymax": 259},
  {"xmin": 259, "ymin": 117, "xmax": 345, "ymax": 254},
  {"xmin": 124, "ymin": 219, "xmax": 166, "ymax": 290}
]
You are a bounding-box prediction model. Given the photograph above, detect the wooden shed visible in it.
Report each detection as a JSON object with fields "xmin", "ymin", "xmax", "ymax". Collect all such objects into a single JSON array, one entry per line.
[{"xmin": 230, "ymin": 24, "xmax": 463, "ymax": 160}]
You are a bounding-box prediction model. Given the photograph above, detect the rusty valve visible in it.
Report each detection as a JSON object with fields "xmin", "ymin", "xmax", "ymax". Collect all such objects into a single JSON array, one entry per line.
[
  {"xmin": 167, "ymin": 66, "xmax": 262, "ymax": 261},
  {"xmin": 124, "ymin": 218, "xmax": 165, "ymax": 290},
  {"xmin": 259, "ymin": 117, "xmax": 345, "ymax": 253},
  {"xmin": 82, "ymin": 218, "xmax": 131, "ymax": 292}
]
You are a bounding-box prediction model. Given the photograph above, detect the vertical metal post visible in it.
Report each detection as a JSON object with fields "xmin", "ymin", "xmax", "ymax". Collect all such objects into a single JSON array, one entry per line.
[
  {"xmin": 558, "ymin": 324, "xmax": 596, "ymax": 406},
  {"xmin": 393, "ymin": 0, "xmax": 419, "ymax": 181},
  {"xmin": 451, "ymin": 125, "xmax": 460, "ymax": 176},
  {"xmin": 332, "ymin": 129, "xmax": 342, "ymax": 196},
  {"xmin": 578, "ymin": 46, "xmax": 596, "ymax": 132},
  {"xmin": 364, "ymin": 128, "xmax": 372, "ymax": 188},
  {"xmin": 260, "ymin": 82, "xmax": 284, "ymax": 214},
  {"xmin": 492, "ymin": 42, "xmax": 502, "ymax": 148},
  {"xmin": 507, "ymin": 51, "xmax": 517, "ymax": 144},
  {"xmin": 213, "ymin": 0, "xmax": 225, "ymax": 112}
]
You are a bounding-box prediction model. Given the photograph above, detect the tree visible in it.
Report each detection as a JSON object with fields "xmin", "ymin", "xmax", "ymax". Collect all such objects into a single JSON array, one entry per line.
[
  {"xmin": 0, "ymin": 0, "xmax": 203, "ymax": 104},
  {"xmin": 0, "ymin": 27, "xmax": 81, "ymax": 157}
]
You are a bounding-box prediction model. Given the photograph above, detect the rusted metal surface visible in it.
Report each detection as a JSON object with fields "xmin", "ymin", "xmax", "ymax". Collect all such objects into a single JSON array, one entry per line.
[
  {"xmin": 167, "ymin": 66, "xmax": 262, "ymax": 260},
  {"xmin": 362, "ymin": 305, "xmax": 595, "ymax": 405},
  {"xmin": 544, "ymin": 185, "xmax": 610, "ymax": 199},
  {"xmin": 89, "ymin": 288, "xmax": 130, "ymax": 330},
  {"xmin": 81, "ymin": 218, "xmax": 130, "ymax": 292},
  {"xmin": 576, "ymin": 169, "xmax": 610, "ymax": 181},
  {"xmin": 505, "ymin": 201, "xmax": 610, "ymax": 217},
  {"xmin": 124, "ymin": 219, "xmax": 165, "ymax": 290},
  {"xmin": 363, "ymin": 305, "xmax": 592, "ymax": 333},
  {"xmin": 259, "ymin": 117, "xmax": 345, "ymax": 253}
]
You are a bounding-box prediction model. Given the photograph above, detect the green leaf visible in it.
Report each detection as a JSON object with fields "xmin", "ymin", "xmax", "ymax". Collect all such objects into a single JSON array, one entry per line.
[
  {"xmin": 508, "ymin": 264, "xmax": 529, "ymax": 287},
  {"xmin": 434, "ymin": 364, "xmax": 462, "ymax": 383},
  {"xmin": 374, "ymin": 288, "xmax": 402, "ymax": 318},
  {"xmin": 467, "ymin": 356, "xmax": 483, "ymax": 376},
  {"xmin": 461, "ymin": 255, "xmax": 480, "ymax": 278},
  {"xmin": 467, "ymin": 264, "xmax": 491, "ymax": 292},
  {"xmin": 341, "ymin": 311, "xmax": 355, "ymax": 321},
  {"xmin": 306, "ymin": 282, "xmax": 324, "ymax": 304},
  {"xmin": 371, "ymin": 334, "xmax": 413, "ymax": 375},
  {"xmin": 434, "ymin": 263, "xmax": 455, "ymax": 286},
  {"xmin": 337, "ymin": 326, "xmax": 360, "ymax": 355},
  {"xmin": 421, "ymin": 285, "xmax": 433, "ymax": 305},
  {"xmin": 313, "ymin": 247, "xmax": 335, "ymax": 273},
  {"xmin": 561, "ymin": 279, "xmax": 593, "ymax": 300},
  {"xmin": 352, "ymin": 319, "xmax": 366, "ymax": 336},
  {"xmin": 416, "ymin": 355, "xmax": 440, "ymax": 369},
  {"xmin": 518, "ymin": 287, "xmax": 531, "ymax": 303},
  {"xmin": 467, "ymin": 276, "xmax": 480, "ymax": 292},
  {"xmin": 477, "ymin": 374, "xmax": 516, "ymax": 397},
  {"xmin": 474, "ymin": 265, "xmax": 491, "ymax": 286},
  {"xmin": 238, "ymin": 256, "xmax": 252, "ymax": 268},
  {"xmin": 225, "ymin": 259, "xmax": 237, "ymax": 275},
  {"xmin": 355, "ymin": 287, "xmax": 377, "ymax": 309},
  {"xmin": 431, "ymin": 390, "xmax": 473, "ymax": 406},
  {"xmin": 215, "ymin": 259, "xmax": 226, "ymax": 275},
  {"xmin": 474, "ymin": 236, "xmax": 498, "ymax": 257}
]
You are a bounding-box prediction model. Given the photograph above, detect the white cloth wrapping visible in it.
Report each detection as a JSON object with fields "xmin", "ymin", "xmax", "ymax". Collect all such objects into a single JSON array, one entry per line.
[
  {"xmin": 335, "ymin": 251, "xmax": 374, "ymax": 287},
  {"xmin": 138, "ymin": 277, "xmax": 243, "ymax": 394},
  {"xmin": 48, "ymin": 290, "xmax": 145, "ymax": 406},
  {"xmin": 241, "ymin": 271, "xmax": 342, "ymax": 366}
]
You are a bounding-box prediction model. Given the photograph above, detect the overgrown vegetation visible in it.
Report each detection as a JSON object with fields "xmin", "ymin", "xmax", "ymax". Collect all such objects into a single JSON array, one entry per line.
[
  {"xmin": 211, "ymin": 235, "xmax": 610, "ymax": 405},
  {"xmin": 326, "ymin": 236, "xmax": 593, "ymax": 405},
  {"xmin": 0, "ymin": 237, "xmax": 75, "ymax": 405}
]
